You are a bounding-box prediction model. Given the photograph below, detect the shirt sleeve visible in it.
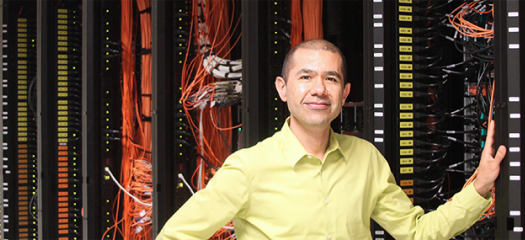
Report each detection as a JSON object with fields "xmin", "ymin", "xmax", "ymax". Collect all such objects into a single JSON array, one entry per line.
[
  {"xmin": 156, "ymin": 154, "xmax": 249, "ymax": 240},
  {"xmin": 371, "ymin": 156, "xmax": 492, "ymax": 240}
]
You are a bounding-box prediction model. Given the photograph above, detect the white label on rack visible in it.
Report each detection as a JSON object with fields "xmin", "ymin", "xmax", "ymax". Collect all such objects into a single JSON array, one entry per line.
[
  {"xmin": 374, "ymin": 103, "xmax": 383, "ymax": 108},
  {"xmin": 375, "ymin": 231, "xmax": 384, "ymax": 235},
  {"xmin": 510, "ymin": 211, "xmax": 521, "ymax": 216},
  {"xmin": 374, "ymin": 66, "xmax": 384, "ymax": 71},
  {"xmin": 374, "ymin": 112, "xmax": 383, "ymax": 117},
  {"xmin": 374, "ymin": 138, "xmax": 384, "ymax": 142},
  {"xmin": 514, "ymin": 227, "xmax": 523, "ymax": 233},
  {"xmin": 375, "ymin": 84, "xmax": 384, "ymax": 88},
  {"xmin": 373, "ymin": 14, "xmax": 383, "ymax": 19},
  {"xmin": 510, "ymin": 133, "xmax": 520, "ymax": 138},
  {"xmin": 509, "ymin": 147, "xmax": 520, "ymax": 152},
  {"xmin": 508, "ymin": 12, "xmax": 519, "ymax": 17},
  {"xmin": 510, "ymin": 162, "xmax": 521, "ymax": 167},
  {"xmin": 374, "ymin": 22, "xmax": 383, "ymax": 27},
  {"xmin": 509, "ymin": 27, "xmax": 519, "ymax": 32},
  {"xmin": 375, "ymin": 130, "xmax": 384, "ymax": 134},
  {"xmin": 374, "ymin": 53, "xmax": 383, "ymax": 57},
  {"xmin": 510, "ymin": 175, "xmax": 521, "ymax": 181},
  {"xmin": 509, "ymin": 44, "xmax": 520, "ymax": 49},
  {"xmin": 510, "ymin": 113, "xmax": 521, "ymax": 118},
  {"xmin": 509, "ymin": 97, "xmax": 520, "ymax": 102},
  {"xmin": 373, "ymin": 0, "xmax": 382, "ymax": 2}
]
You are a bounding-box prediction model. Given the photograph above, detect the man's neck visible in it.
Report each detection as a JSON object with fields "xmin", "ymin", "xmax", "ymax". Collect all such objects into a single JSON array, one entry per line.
[{"xmin": 288, "ymin": 118, "xmax": 331, "ymax": 161}]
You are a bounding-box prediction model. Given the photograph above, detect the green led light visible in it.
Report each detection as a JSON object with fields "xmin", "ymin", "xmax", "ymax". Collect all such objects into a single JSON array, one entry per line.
[
  {"xmin": 275, "ymin": 117, "xmax": 278, "ymax": 121},
  {"xmin": 179, "ymin": 87, "xmax": 182, "ymax": 90},
  {"xmin": 274, "ymin": 41, "xmax": 277, "ymax": 44},
  {"xmin": 274, "ymin": 21, "xmax": 277, "ymax": 25},
  {"xmin": 179, "ymin": 127, "xmax": 182, "ymax": 130},
  {"xmin": 106, "ymin": 22, "xmax": 109, "ymax": 25},
  {"xmin": 106, "ymin": 90, "xmax": 110, "ymax": 94},
  {"xmin": 106, "ymin": 111, "xmax": 109, "ymax": 114},
  {"xmin": 179, "ymin": 110, "xmax": 183, "ymax": 112},
  {"xmin": 73, "ymin": 162, "xmax": 76, "ymax": 166},
  {"xmin": 179, "ymin": 144, "xmax": 182, "ymax": 147},
  {"xmin": 179, "ymin": 60, "xmax": 182, "ymax": 64},
  {"xmin": 179, "ymin": 26, "xmax": 182, "ymax": 30},
  {"xmin": 107, "ymin": 148, "xmax": 110, "ymax": 152},
  {"xmin": 106, "ymin": 59, "xmax": 109, "ymax": 63},
  {"xmin": 274, "ymin": 107, "xmax": 278, "ymax": 111},
  {"xmin": 72, "ymin": 66, "xmax": 76, "ymax": 70},
  {"xmin": 275, "ymin": 127, "xmax": 278, "ymax": 130},
  {"xmin": 106, "ymin": 10, "xmax": 110, "ymax": 13},
  {"xmin": 275, "ymin": 12, "xmax": 277, "ymax": 15},
  {"xmin": 106, "ymin": 141, "xmax": 109, "ymax": 144},
  {"xmin": 179, "ymin": 153, "xmax": 183, "ymax": 156},
  {"xmin": 179, "ymin": 9, "xmax": 182, "ymax": 12},
  {"xmin": 274, "ymin": 2, "xmax": 277, "ymax": 5},
  {"xmin": 72, "ymin": 133, "xmax": 76, "ymax": 137},
  {"xmin": 275, "ymin": 98, "xmax": 278, "ymax": 101},
  {"xmin": 274, "ymin": 51, "xmax": 278, "ymax": 54},
  {"xmin": 238, "ymin": 128, "xmax": 241, "ymax": 131},
  {"xmin": 274, "ymin": 31, "xmax": 278, "ymax": 34},
  {"xmin": 106, "ymin": 37, "xmax": 109, "ymax": 40},
  {"xmin": 106, "ymin": 126, "xmax": 109, "ymax": 129},
  {"xmin": 179, "ymin": 18, "xmax": 182, "ymax": 21},
  {"xmin": 106, "ymin": 52, "xmax": 109, "ymax": 55},
  {"xmin": 106, "ymin": 199, "xmax": 110, "ymax": 203}
]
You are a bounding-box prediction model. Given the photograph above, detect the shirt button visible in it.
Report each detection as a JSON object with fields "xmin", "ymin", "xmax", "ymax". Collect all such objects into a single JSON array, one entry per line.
[
  {"xmin": 328, "ymin": 234, "xmax": 332, "ymax": 239},
  {"xmin": 307, "ymin": 155, "xmax": 312, "ymax": 159},
  {"xmin": 325, "ymin": 199, "xmax": 329, "ymax": 204}
]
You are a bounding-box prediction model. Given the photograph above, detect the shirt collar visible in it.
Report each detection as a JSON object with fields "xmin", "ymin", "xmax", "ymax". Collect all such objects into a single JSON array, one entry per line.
[{"xmin": 279, "ymin": 117, "xmax": 346, "ymax": 167}]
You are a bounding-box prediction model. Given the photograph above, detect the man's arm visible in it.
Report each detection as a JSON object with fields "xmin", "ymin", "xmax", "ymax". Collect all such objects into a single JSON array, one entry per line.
[
  {"xmin": 156, "ymin": 155, "xmax": 249, "ymax": 240},
  {"xmin": 372, "ymin": 120, "xmax": 506, "ymax": 239}
]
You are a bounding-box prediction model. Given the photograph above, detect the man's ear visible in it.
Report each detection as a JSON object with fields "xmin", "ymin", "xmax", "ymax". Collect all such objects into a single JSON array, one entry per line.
[
  {"xmin": 342, "ymin": 82, "xmax": 351, "ymax": 104},
  {"xmin": 275, "ymin": 76, "xmax": 287, "ymax": 102}
]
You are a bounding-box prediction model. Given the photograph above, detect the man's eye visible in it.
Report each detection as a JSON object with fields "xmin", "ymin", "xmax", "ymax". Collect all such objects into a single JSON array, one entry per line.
[
  {"xmin": 327, "ymin": 77, "xmax": 337, "ymax": 82},
  {"xmin": 300, "ymin": 76, "xmax": 311, "ymax": 80}
]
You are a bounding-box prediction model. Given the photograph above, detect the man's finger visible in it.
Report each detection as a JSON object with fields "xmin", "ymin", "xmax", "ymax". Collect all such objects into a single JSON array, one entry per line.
[
  {"xmin": 484, "ymin": 120, "xmax": 495, "ymax": 148},
  {"xmin": 494, "ymin": 145, "xmax": 507, "ymax": 163}
]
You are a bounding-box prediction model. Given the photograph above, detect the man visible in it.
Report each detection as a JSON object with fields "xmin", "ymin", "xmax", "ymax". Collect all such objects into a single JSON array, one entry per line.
[{"xmin": 157, "ymin": 39, "xmax": 507, "ymax": 239}]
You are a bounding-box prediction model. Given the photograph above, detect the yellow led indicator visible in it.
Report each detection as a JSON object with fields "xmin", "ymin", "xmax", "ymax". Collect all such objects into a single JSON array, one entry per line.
[
  {"xmin": 58, "ymin": 116, "xmax": 68, "ymax": 121},
  {"xmin": 58, "ymin": 20, "xmax": 68, "ymax": 24},
  {"xmin": 58, "ymin": 138, "xmax": 68, "ymax": 143},
  {"xmin": 18, "ymin": 53, "xmax": 28, "ymax": 58},
  {"xmin": 57, "ymin": 25, "xmax": 68, "ymax": 30},
  {"xmin": 58, "ymin": 76, "xmax": 68, "ymax": 81},
  {"xmin": 399, "ymin": 0, "xmax": 412, "ymax": 3},
  {"xmin": 18, "ymin": 48, "xmax": 27, "ymax": 53},
  {"xmin": 58, "ymin": 9, "xmax": 68, "ymax": 13},
  {"xmin": 57, "ymin": 47, "xmax": 68, "ymax": 52},
  {"xmin": 400, "ymin": 167, "xmax": 414, "ymax": 174},
  {"xmin": 17, "ymin": 23, "xmax": 28, "ymax": 28},
  {"xmin": 57, "ymin": 41, "xmax": 68, "ymax": 46},
  {"xmin": 58, "ymin": 127, "xmax": 68, "ymax": 132},
  {"xmin": 58, "ymin": 54, "xmax": 68, "ymax": 59},
  {"xmin": 18, "ymin": 60, "xmax": 28, "ymax": 64},
  {"xmin": 58, "ymin": 106, "xmax": 68, "ymax": 110},
  {"xmin": 18, "ymin": 18, "xmax": 27, "ymax": 22},
  {"xmin": 399, "ymin": 37, "xmax": 412, "ymax": 43},
  {"xmin": 57, "ymin": 111, "xmax": 68, "ymax": 116},
  {"xmin": 399, "ymin": 55, "xmax": 413, "ymax": 61},
  {"xmin": 58, "ymin": 30, "xmax": 68, "ymax": 35},
  {"xmin": 400, "ymin": 158, "xmax": 413, "ymax": 165},
  {"xmin": 400, "ymin": 112, "xmax": 413, "ymax": 119},
  {"xmin": 18, "ymin": 28, "xmax": 27, "ymax": 32},
  {"xmin": 58, "ymin": 65, "xmax": 68, "ymax": 70},
  {"xmin": 400, "ymin": 149, "xmax": 413, "ymax": 156},
  {"xmin": 399, "ymin": 64, "xmax": 413, "ymax": 70},
  {"xmin": 58, "ymin": 133, "xmax": 68, "ymax": 137},
  {"xmin": 17, "ymin": 43, "xmax": 28, "ymax": 48},
  {"xmin": 58, "ymin": 60, "xmax": 68, "ymax": 65},
  {"xmin": 400, "ymin": 140, "xmax": 414, "ymax": 147},
  {"xmin": 18, "ymin": 137, "xmax": 28, "ymax": 142},
  {"xmin": 18, "ymin": 33, "xmax": 27, "ymax": 37},
  {"xmin": 58, "ymin": 100, "xmax": 68, "ymax": 105},
  {"xmin": 400, "ymin": 82, "xmax": 413, "ymax": 89},
  {"xmin": 399, "ymin": 15, "xmax": 413, "ymax": 22},
  {"xmin": 399, "ymin": 6, "xmax": 412, "ymax": 13},
  {"xmin": 18, "ymin": 107, "xmax": 27, "ymax": 112},
  {"xmin": 399, "ymin": 91, "xmax": 413, "ymax": 98},
  {"xmin": 58, "ymin": 122, "xmax": 68, "ymax": 127},
  {"xmin": 18, "ymin": 65, "xmax": 28, "ymax": 70},
  {"xmin": 57, "ymin": 71, "xmax": 68, "ymax": 75},
  {"xmin": 58, "ymin": 92, "xmax": 68, "ymax": 97},
  {"xmin": 399, "ymin": 103, "xmax": 413, "ymax": 110},
  {"xmin": 399, "ymin": 46, "xmax": 413, "ymax": 52}
]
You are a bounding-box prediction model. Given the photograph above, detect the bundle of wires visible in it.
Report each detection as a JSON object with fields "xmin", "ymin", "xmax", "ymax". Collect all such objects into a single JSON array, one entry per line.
[
  {"xmin": 105, "ymin": 0, "xmax": 154, "ymax": 239},
  {"xmin": 290, "ymin": 0, "xmax": 323, "ymax": 49},
  {"xmin": 179, "ymin": 0, "xmax": 242, "ymax": 239},
  {"xmin": 449, "ymin": 1, "xmax": 494, "ymax": 62}
]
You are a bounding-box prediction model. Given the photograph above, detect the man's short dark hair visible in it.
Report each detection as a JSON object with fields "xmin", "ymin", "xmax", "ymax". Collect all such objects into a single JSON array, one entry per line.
[{"xmin": 281, "ymin": 39, "xmax": 348, "ymax": 84}]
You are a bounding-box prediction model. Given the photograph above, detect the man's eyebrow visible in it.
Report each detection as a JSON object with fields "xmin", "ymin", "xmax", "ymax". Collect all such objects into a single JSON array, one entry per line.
[
  {"xmin": 295, "ymin": 68, "xmax": 317, "ymax": 76},
  {"xmin": 324, "ymin": 71, "xmax": 342, "ymax": 79}
]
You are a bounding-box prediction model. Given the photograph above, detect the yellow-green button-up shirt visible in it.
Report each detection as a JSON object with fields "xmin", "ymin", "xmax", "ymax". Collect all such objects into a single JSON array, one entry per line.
[{"xmin": 157, "ymin": 120, "xmax": 491, "ymax": 239}]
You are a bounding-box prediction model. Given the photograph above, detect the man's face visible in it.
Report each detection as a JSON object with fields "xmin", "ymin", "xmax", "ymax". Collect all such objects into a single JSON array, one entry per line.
[{"xmin": 275, "ymin": 48, "xmax": 351, "ymax": 130}]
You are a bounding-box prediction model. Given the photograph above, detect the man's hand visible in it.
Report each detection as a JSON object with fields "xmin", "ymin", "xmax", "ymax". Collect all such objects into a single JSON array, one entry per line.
[{"xmin": 473, "ymin": 120, "xmax": 507, "ymax": 197}]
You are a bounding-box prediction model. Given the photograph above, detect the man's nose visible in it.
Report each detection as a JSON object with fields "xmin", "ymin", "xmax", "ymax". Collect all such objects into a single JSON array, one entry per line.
[{"xmin": 310, "ymin": 77, "xmax": 327, "ymax": 96}]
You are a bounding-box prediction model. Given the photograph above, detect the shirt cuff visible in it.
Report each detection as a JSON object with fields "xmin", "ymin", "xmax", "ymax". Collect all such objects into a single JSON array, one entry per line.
[{"xmin": 456, "ymin": 183, "xmax": 492, "ymax": 212}]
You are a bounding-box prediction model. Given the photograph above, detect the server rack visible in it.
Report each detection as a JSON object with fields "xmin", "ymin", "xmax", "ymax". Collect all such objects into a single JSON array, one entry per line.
[
  {"xmin": 494, "ymin": 0, "xmax": 523, "ymax": 239},
  {"xmin": 0, "ymin": 1, "xmax": 38, "ymax": 239},
  {"xmin": 37, "ymin": 1, "xmax": 83, "ymax": 239}
]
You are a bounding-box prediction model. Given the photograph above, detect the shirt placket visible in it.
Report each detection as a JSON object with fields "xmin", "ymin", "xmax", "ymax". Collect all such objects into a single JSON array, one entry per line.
[{"xmin": 320, "ymin": 158, "xmax": 333, "ymax": 240}]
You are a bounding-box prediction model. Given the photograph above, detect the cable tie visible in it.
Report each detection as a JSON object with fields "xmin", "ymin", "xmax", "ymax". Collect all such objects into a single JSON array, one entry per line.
[
  {"xmin": 139, "ymin": 7, "xmax": 151, "ymax": 14},
  {"xmin": 141, "ymin": 48, "xmax": 152, "ymax": 55}
]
